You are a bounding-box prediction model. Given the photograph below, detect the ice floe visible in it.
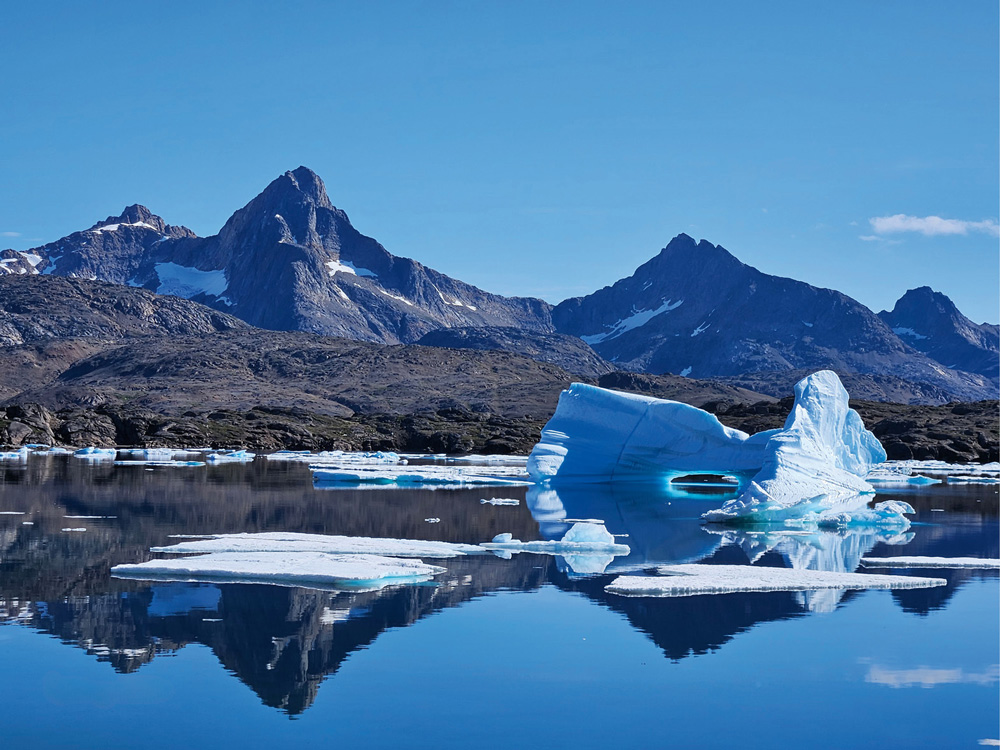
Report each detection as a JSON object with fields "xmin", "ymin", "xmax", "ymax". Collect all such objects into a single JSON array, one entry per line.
[
  {"xmin": 480, "ymin": 497, "xmax": 520, "ymax": 505},
  {"xmin": 112, "ymin": 551, "xmax": 445, "ymax": 590},
  {"xmin": 0, "ymin": 447, "xmax": 29, "ymax": 461},
  {"xmin": 860, "ymin": 557, "xmax": 1000, "ymax": 569},
  {"xmin": 148, "ymin": 531, "xmax": 488, "ymax": 558},
  {"xmin": 267, "ymin": 450, "xmax": 405, "ymax": 465},
  {"xmin": 73, "ymin": 447, "xmax": 118, "ymax": 460},
  {"xmin": 312, "ymin": 465, "xmax": 531, "ymax": 487},
  {"xmin": 206, "ymin": 450, "xmax": 256, "ymax": 463},
  {"xmin": 604, "ymin": 564, "xmax": 946, "ymax": 598}
]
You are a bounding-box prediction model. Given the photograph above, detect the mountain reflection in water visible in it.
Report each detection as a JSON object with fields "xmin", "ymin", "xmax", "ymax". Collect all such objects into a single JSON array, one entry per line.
[{"xmin": 0, "ymin": 456, "xmax": 996, "ymax": 716}]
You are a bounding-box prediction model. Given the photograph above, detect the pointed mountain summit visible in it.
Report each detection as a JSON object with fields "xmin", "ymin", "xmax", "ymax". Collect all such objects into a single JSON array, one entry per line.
[
  {"xmin": 879, "ymin": 287, "xmax": 999, "ymax": 381},
  {"xmin": 552, "ymin": 234, "xmax": 996, "ymax": 402},
  {"xmin": 15, "ymin": 167, "xmax": 553, "ymax": 343}
]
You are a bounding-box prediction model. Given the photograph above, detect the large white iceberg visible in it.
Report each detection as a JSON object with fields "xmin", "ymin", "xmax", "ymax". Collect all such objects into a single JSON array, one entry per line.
[{"xmin": 528, "ymin": 371, "xmax": 891, "ymax": 526}]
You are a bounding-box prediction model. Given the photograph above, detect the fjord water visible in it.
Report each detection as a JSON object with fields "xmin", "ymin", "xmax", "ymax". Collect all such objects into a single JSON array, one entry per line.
[{"xmin": 0, "ymin": 458, "xmax": 996, "ymax": 749}]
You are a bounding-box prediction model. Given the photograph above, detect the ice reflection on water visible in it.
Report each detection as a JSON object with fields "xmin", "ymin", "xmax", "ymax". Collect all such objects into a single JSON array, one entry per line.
[{"xmin": 0, "ymin": 455, "xmax": 996, "ymax": 739}]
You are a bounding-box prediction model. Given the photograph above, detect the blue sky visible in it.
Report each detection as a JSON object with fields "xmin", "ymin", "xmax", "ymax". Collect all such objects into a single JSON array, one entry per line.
[{"xmin": 1, "ymin": 1, "xmax": 997, "ymax": 322}]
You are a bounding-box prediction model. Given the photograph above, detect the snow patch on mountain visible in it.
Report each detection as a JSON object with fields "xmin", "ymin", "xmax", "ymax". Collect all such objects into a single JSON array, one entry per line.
[
  {"xmin": 154, "ymin": 263, "xmax": 229, "ymax": 299},
  {"xmin": 581, "ymin": 299, "xmax": 683, "ymax": 345}
]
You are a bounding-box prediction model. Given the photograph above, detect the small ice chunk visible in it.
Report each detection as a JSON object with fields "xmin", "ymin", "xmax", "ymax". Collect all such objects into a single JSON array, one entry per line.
[
  {"xmin": 0, "ymin": 511, "xmax": 25, "ymax": 515},
  {"xmin": 61, "ymin": 528, "xmax": 87, "ymax": 532},
  {"xmin": 206, "ymin": 450, "xmax": 255, "ymax": 463},
  {"xmin": 480, "ymin": 497, "xmax": 520, "ymax": 505},
  {"xmin": 860, "ymin": 557, "xmax": 1000, "ymax": 569},
  {"xmin": 0, "ymin": 447, "xmax": 30, "ymax": 461},
  {"xmin": 482, "ymin": 523, "xmax": 629, "ymax": 555},
  {"xmin": 424, "ymin": 517, "xmax": 441, "ymax": 523},
  {"xmin": 605, "ymin": 564, "xmax": 946, "ymax": 597}
]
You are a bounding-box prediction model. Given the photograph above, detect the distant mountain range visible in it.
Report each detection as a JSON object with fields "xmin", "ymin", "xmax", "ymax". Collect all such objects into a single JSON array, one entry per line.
[{"xmin": 2, "ymin": 166, "xmax": 996, "ymax": 404}]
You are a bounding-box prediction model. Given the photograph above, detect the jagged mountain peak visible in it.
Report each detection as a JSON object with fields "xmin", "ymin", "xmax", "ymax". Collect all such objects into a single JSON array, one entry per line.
[
  {"xmin": 884, "ymin": 286, "xmax": 961, "ymax": 319},
  {"xmin": 261, "ymin": 166, "xmax": 334, "ymax": 210},
  {"xmin": 90, "ymin": 204, "xmax": 167, "ymax": 233}
]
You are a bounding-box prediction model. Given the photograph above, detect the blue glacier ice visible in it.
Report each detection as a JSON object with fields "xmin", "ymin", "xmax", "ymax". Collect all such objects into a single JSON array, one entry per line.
[{"xmin": 528, "ymin": 370, "xmax": 897, "ymax": 527}]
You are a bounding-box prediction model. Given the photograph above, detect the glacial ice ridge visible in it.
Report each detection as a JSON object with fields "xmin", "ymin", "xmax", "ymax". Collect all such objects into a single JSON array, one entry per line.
[{"xmin": 527, "ymin": 370, "xmax": 892, "ymax": 526}]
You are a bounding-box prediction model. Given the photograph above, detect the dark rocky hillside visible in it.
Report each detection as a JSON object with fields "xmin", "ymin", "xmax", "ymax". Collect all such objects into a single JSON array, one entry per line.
[
  {"xmin": 879, "ymin": 286, "xmax": 999, "ymax": 382},
  {"xmin": 417, "ymin": 326, "xmax": 614, "ymax": 378},
  {"xmin": 11, "ymin": 167, "xmax": 553, "ymax": 343}
]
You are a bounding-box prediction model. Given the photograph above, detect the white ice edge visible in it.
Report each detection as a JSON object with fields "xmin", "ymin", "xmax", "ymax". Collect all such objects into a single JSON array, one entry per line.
[
  {"xmin": 605, "ymin": 564, "xmax": 946, "ymax": 598},
  {"xmin": 111, "ymin": 551, "xmax": 445, "ymax": 588},
  {"xmin": 150, "ymin": 531, "xmax": 488, "ymax": 558},
  {"xmin": 860, "ymin": 557, "xmax": 1000, "ymax": 569}
]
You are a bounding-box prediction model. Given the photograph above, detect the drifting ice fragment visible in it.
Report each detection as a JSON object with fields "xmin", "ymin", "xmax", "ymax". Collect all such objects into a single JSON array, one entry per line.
[
  {"xmin": 605, "ymin": 564, "xmax": 946, "ymax": 598},
  {"xmin": 482, "ymin": 523, "xmax": 629, "ymax": 558},
  {"xmin": 206, "ymin": 450, "xmax": 255, "ymax": 463},
  {"xmin": 480, "ymin": 497, "xmax": 520, "ymax": 506},
  {"xmin": 860, "ymin": 557, "xmax": 1000, "ymax": 569},
  {"xmin": 112, "ymin": 551, "xmax": 445, "ymax": 589},
  {"xmin": 149, "ymin": 531, "xmax": 487, "ymax": 558},
  {"xmin": 312, "ymin": 466, "xmax": 530, "ymax": 487},
  {"xmin": 0, "ymin": 447, "xmax": 29, "ymax": 461},
  {"xmin": 73, "ymin": 447, "xmax": 117, "ymax": 460},
  {"xmin": 865, "ymin": 468, "xmax": 942, "ymax": 486}
]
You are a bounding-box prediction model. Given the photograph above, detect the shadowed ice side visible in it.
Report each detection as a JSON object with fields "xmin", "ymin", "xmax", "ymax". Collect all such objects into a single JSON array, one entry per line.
[{"xmin": 527, "ymin": 370, "xmax": 901, "ymax": 527}]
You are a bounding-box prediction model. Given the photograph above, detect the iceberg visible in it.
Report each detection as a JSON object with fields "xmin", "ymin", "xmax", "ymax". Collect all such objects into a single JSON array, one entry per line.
[
  {"xmin": 0, "ymin": 447, "xmax": 29, "ymax": 461},
  {"xmin": 604, "ymin": 564, "xmax": 946, "ymax": 598},
  {"xmin": 528, "ymin": 371, "xmax": 891, "ymax": 527},
  {"xmin": 111, "ymin": 551, "xmax": 445, "ymax": 590}
]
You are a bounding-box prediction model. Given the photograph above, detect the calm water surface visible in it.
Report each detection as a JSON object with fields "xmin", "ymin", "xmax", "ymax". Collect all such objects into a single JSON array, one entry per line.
[{"xmin": 0, "ymin": 457, "xmax": 996, "ymax": 748}]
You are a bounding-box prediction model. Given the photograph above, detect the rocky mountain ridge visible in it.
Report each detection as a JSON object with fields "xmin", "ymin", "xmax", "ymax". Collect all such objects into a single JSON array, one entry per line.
[{"xmin": 3, "ymin": 168, "xmax": 996, "ymax": 404}]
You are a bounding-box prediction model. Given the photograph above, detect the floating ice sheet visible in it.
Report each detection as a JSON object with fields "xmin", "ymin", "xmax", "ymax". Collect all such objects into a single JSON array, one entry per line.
[
  {"xmin": 149, "ymin": 531, "xmax": 488, "ymax": 558},
  {"xmin": 73, "ymin": 447, "xmax": 117, "ymax": 460},
  {"xmin": 267, "ymin": 450, "xmax": 404, "ymax": 465},
  {"xmin": 605, "ymin": 564, "xmax": 946, "ymax": 598},
  {"xmin": 312, "ymin": 465, "xmax": 531, "ymax": 487},
  {"xmin": 112, "ymin": 551, "xmax": 445, "ymax": 589},
  {"xmin": 206, "ymin": 450, "xmax": 256, "ymax": 463},
  {"xmin": 861, "ymin": 557, "xmax": 1000, "ymax": 569}
]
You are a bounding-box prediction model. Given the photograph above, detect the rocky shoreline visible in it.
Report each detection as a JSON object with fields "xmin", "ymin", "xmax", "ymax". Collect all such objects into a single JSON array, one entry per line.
[{"xmin": 2, "ymin": 396, "xmax": 996, "ymax": 463}]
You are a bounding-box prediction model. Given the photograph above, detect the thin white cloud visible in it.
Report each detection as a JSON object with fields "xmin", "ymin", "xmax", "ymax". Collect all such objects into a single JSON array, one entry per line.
[
  {"xmin": 869, "ymin": 214, "xmax": 1000, "ymax": 238},
  {"xmin": 0, "ymin": 231, "xmax": 21, "ymax": 237},
  {"xmin": 859, "ymin": 234, "xmax": 901, "ymax": 245}
]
